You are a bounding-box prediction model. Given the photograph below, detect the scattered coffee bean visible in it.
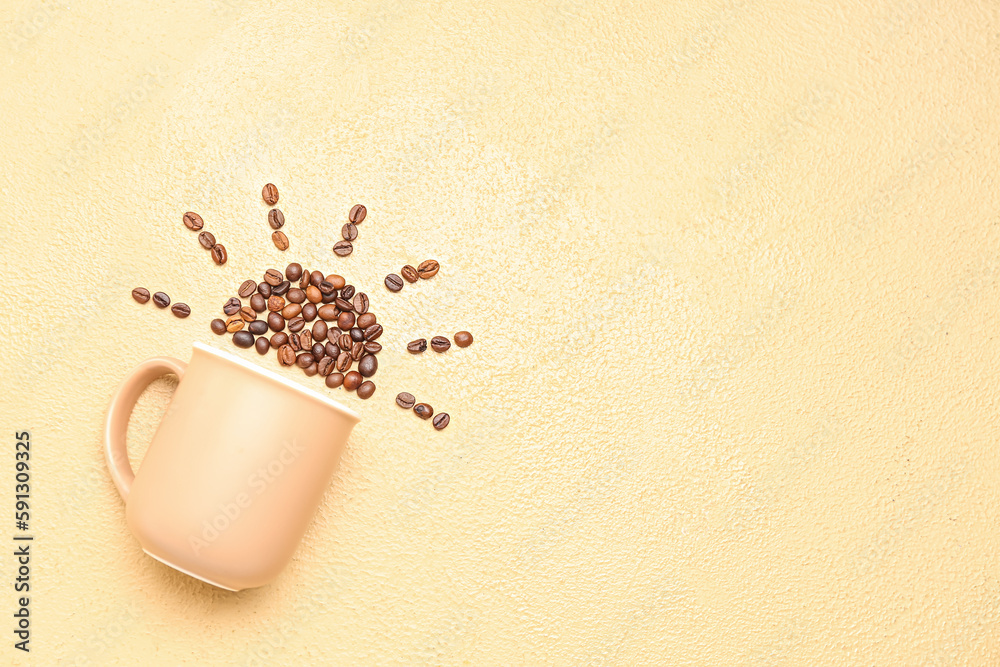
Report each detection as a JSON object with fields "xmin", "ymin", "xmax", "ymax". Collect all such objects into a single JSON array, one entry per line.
[
  {"xmin": 226, "ymin": 315, "xmax": 244, "ymax": 332},
  {"xmin": 303, "ymin": 363, "xmax": 318, "ymax": 377},
  {"xmin": 338, "ymin": 311, "xmax": 356, "ymax": 330},
  {"xmin": 317, "ymin": 356, "xmax": 336, "ymax": 376},
  {"xmin": 333, "ymin": 240, "xmax": 353, "ymax": 257},
  {"xmin": 223, "ymin": 297, "xmax": 241, "ymax": 315},
  {"xmin": 280, "ymin": 304, "xmax": 301, "ymax": 319},
  {"xmin": 264, "ymin": 269, "xmax": 283, "ymax": 286},
  {"xmin": 267, "ymin": 296, "xmax": 285, "ymax": 312},
  {"xmin": 250, "ymin": 293, "xmax": 267, "ymax": 312},
  {"xmin": 197, "ymin": 231, "xmax": 215, "ymax": 250},
  {"xmin": 132, "ymin": 287, "xmax": 151, "ymax": 304},
  {"xmin": 432, "ymin": 413, "xmax": 450, "ymax": 430},
  {"xmin": 289, "ymin": 333, "xmax": 301, "ymax": 351},
  {"xmin": 211, "ymin": 244, "xmax": 228, "ymax": 265},
  {"xmin": 338, "ymin": 333, "xmax": 353, "ymax": 351},
  {"xmin": 321, "ymin": 291, "xmax": 337, "ymax": 304},
  {"xmin": 311, "ymin": 342, "xmax": 325, "ymax": 359},
  {"xmin": 336, "ymin": 352, "xmax": 352, "ymax": 373},
  {"xmin": 272, "ymin": 280, "xmax": 290, "ymax": 296},
  {"xmin": 396, "ymin": 392, "xmax": 415, "ymax": 409},
  {"xmin": 318, "ymin": 304, "xmax": 338, "ymax": 321},
  {"xmin": 240, "ymin": 306, "xmax": 257, "ymax": 322},
  {"xmin": 334, "ymin": 297, "xmax": 352, "ymax": 312},
  {"xmin": 257, "ymin": 282, "xmax": 272, "ymax": 298},
  {"xmin": 171, "ymin": 303, "xmax": 191, "ymax": 318},
  {"xmin": 384, "ymin": 274, "xmax": 403, "ymax": 292},
  {"xmin": 286, "ymin": 263, "xmax": 302, "ymax": 281},
  {"xmin": 299, "ymin": 272, "xmax": 311, "ymax": 290},
  {"xmin": 238, "ymin": 280, "xmax": 257, "ymax": 298},
  {"xmin": 153, "ymin": 292, "xmax": 171, "ymax": 308},
  {"xmin": 351, "ymin": 341, "xmax": 365, "ymax": 361},
  {"xmin": 340, "ymin": 285, "xmax": 356, "ymax": 300},
  {"xmin": 357, "ymin": 312, "xmax": 376, "ymax": 329},
  {"xmin": 296, "ymin": 352, "xmax": 315, "ymax": 369},
  {"xmin": 271, "ymin": 332, "xmax": 289, "ymax": 349},
  {"xmin": 300, "ymin": 329, "xmax": 313, "ymax": 349},
  {"xmin": 285, "ymin": 288, "xmax": 304, "ymax": 304},
  {"xmin": 278, "ymin": 345, "xmax": 295, "ymax": 366},
  {"xmin": 401, "ymin": 265, "xmax": 418, "ymax": 283},
  {"xmin": 326, "ymin": 372, "xmax": 344, "ymax": 388},
  {"xmin": 306, "ymin": 286, "xmax": 322, "ymax": 303},
  {"xmin": 431, "ymin": 336, "xmax": 451, "ymax": 353},
  {"xmin": 267, "ymin": 312, "xmax": 285, "ymax": 331},
  {"xmin": 326, "ymin": 341, "xmax": 340, "ymax": 358},
  {"xmin": 414, "ymin": 403, "xmax": 433, "ymax": 419},
  {"xmin": 211, "ymin": 319, "xmax": 226, "ymax": 335},
  {"xmin": 343, "ymin": 371, "xmax": 362, "ymax": 391},
  {"xmin": 454, "ymin": 331, "xmax": 473, "ymax": 347},
  {"xmin": 357, "ymin": 381, "xmax": 375, "ymax": 399},
  {"xmin": 342, "ymin": 223, "xmax": 358, "ymax": 241},
  {"xmin": 262, "ymin": 183, "xmax": 279, "ymax": 205},
  {"xmin": 407, "ymin": 339, "xmax": 427, "ymax": 354},
  {"xmin": 417, "ymin": 259, "xmax": 439, "ymax": 279},
  {"xmin": 318, "ymin": 282, "xmax": 336, "ymax": 297},
  {"xmin": 352, "ymin": 293, "xmax": 369, "ymax": 314},
  {"xmin": 363, "ymin": 324, "xmax": 383, "ymax": 341},
  {"xmin": 312, "ymin": 320, "xmax": 328, "ymax": 341},
  {"xmin": 183, "ymin": 212, "xmax": 204, "ymax": 231},
  {"xmin": 358, "ymin": 354, "xmax": 377, "ymax": 377},
  {"xmin": 272, "ymin": 230, "xmax": 289, "ymax": 251},
  {"xmin": 327, "ymin": 274, "xmax": 346, "ymax": 289},
  {"xmin": 349, "ymin": 204, "xmax": 367, "ymax": 223},
  {"xmin": 233, "ymin": 331, "xmax": 254, "ymax": 348},
  {"xmin": 255, "ymin": 337, "xmax": 270, "ymax": 355},
  {"xmin": 248, "ymin": 320, "xmax": 268, "ymax": 335},
  {"xmin": 349, "ymin": 327, "xmax": 364, "ymax": 342},
  {"xmin": 310, "ymin": 271, "xmax": 325, "ymax": 287},
  {"xmin": 268, "ymin": 209, "xmax": 285, "ymax": 229},
  {"xmin": 288, "ymin": 316, "xmax": 305, "ymax": 332},
  {"xmin": 363, "ymin": 341, "xmax": 382, "ymax": 355}
]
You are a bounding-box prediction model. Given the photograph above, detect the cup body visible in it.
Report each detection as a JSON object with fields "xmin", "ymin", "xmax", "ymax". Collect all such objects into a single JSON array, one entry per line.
[{"xmin": 124, "ymin": 343, "xmax": 359, "ymax": 591}]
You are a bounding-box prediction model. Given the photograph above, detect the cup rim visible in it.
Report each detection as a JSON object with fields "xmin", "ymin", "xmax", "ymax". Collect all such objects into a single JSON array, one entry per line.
[{"xmin": 191, "ymin": 342, "xmax": 361, "ymax": 423}]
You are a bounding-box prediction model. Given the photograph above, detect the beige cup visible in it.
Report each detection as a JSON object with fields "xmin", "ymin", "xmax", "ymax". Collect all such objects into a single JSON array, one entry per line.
[{"xmin": 104, "ymin": 342, "xmax": 359, "ymax": 591}]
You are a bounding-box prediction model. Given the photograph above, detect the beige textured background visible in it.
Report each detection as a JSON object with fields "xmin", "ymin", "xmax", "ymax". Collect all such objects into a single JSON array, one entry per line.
[{"xmin": 1, "ymin": 0, "xmax": 999, "ymax": 664}]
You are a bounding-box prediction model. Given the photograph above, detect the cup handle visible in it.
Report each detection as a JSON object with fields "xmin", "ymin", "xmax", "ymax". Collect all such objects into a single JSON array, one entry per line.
[{"xmin": 104, "ymin": 357, "xmax": 187, "ymax": 501}]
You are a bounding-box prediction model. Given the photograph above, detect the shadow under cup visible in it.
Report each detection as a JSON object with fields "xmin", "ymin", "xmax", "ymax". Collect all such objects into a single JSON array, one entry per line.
[{"xmin": 105, "ymin": 342, "xmax": 360, "ymax": 591}]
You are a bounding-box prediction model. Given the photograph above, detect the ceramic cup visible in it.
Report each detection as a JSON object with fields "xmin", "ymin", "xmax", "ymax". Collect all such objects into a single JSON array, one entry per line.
[{"xmin": 104, "ymin": 342, "xmax": 359, "ymax": 591}]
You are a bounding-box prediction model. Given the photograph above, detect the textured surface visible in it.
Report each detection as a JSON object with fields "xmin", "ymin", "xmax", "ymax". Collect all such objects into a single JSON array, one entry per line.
[{"xmin": 2, "ymin": 0, "xmax": 999, "ymax": 664}]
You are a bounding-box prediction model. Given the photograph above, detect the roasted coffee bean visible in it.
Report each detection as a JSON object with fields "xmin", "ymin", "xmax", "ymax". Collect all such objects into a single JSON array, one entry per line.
[
  {"xmin": 401, "ymin": 265, "xmax": 419, "ymax": 283},
  {"xmin": 262, "ymin": 183, "xmax": 279, "ymax": 205},
  {"xmin": 431, "ymin": 336, "xmax": 451, "ymax": 353},
  {"xmin": 296, "ymin": 352, "xmax": 314, "ymax": 368},
  {"xmin": 363, "ymin": 341, "xmax": 382, "ymax": 355},
  {"xmin": 153, "ymin": 292, "xmax": 171, "ymax": 308},
  {"xmin": 312, "ymin": 320, "xmax": 328, "ymax": 341},
  {"xmin": 326, "ymin": 341, "xmax": 339, "ymax": 358},
  {"xmin": 357, "ymin": 381, "xmax": 375, "ymax": 399},
  {"xmin": 271, "ymin": 332, "xmax": 289, "ymax": 349},
  {"xmin": 299, "ymin": 272, "xmax": 312, "ymax": 290},
  {"xmin": 363, "ymin": 324, "xmax": 383, "ymax": 341},
  {"xmin": 288, "ymin": 317, "xmax": 305, "ymax": 332},
  {"xmin": 357, "ymin": 312, "xmax": 376, "ymax": 329},
  {"xmin": 311, "ymin": 342, "xmax": 325, "ymax": 359},
  {"xmin": 432, "ymin": 413, "xmax": 450, "ymax": 430},
  {"xmin": 384, "ymin": 274, "xmax": 403, "ymax": 292},
  {"xmin": 212, "ymin": 244, "xmax": 228, "ymax": 265},
  {"xmin": 272, "ymin": 230, "xmax": 289, "ymax": 251},
  {"xmin": 278, "ymin": 344, "xmax": 295, "ymax": 366},
  {"xmin": 334, "ymin": 297, "xmax": 353, "ymax": 312},
  {"xmin": 171, "ymin": 303, "xmax": 191, "ymax": 318},
  {"xmin": 268, "ymin": 209, "xmax": 285, "ymax": 229},
  {"xmin": 338, "ymin": 333, "xmax": 353, "ymax": 351},
  {"xmin": 303, "ymin": 270, "xmax": 319, "ymax": 287},
  {"xmin": 343, "ymin": 371, "xmax": 362, "ymax": 391},
  {"xmin": 349, "ymin": 204, "xmax": 367, "ymax": 223},
  {"xmin": 285, "ymin": 262, "xmax": 302, "ymax": 281},
  {"xmin": 240, "ymin": 306, "xmax": 257, "ymax": 322},
  {"xmin": 267, "ymin": 296, "xmax": 285, "ymax": 311},
  {"xmin": 327, "ymin": 274, "xmax": 346, "ymax": 289},
  {"xmin": 267, "ymin": 312, "xmax": 285, "ymax": 332},
  {"xmin": 286, "ymin": 288, "xmax": 305, "ymax": 304},
  {"xmin": 333, "ymin": 240, "xmax": 353, "ymax": 257},
  {"xmin": 272, "ymin": 280, "xmax": 290, "ymax": 296},
  {"xmin": 281, "ymin": 303, "xmax": 302, "ymax": 319},
  {"xmin": 132, "ymin": 287, "xmax": 151, "ymax": 304},
  {"xmin": 407, "ymin": 338, "xmax": 427, "ymax": 354},
  {"xmin": 211, "ymin": 318, "xmax": 226, "ymax": 335},
  {"xmin": 257, "ymin": 282, "xmax": 272, "ymax": 298},
  {"xmin": 255, "ymin": 337, "xmax": 270, "ymax": 355},
  {"xmin": 306, "ymin": 286, "xmax": 322, "ymax": 303},
  {"xmin": 233, "ymin": 331, "xmax": 254, "ymax": 348},
  {"xmin": 396, "ymin": 392, "xmax": 415, "ymax": 409},
  {"xmin": 264, "ymin": 269, "xmax": 283, "ymax": 286},
  {"xmin": 318, "ymin": 304, "xmax": 338, "ymax": 321},
  {"xmin": 183, "ymin": 211, "xmax": 204, "ymax": 231},
  {"xmin": 358, "ymin": 354, "xmax": 377, "ymax": 377},
  {"xmin": 350, "ymin": 327, "xmax": 365, "ymax": 342},
  {"xmin": 302, "ymin": 302, "xmax": 318, "ymax": 321},
  {"xmin": 302, "ymin": 363, "xmax": 318, "ymax": 377},
  {"xmin": 226, "ymin": 315, "xmax": 245, "ymax": 332},
  {"xmin": 317, "ymin": 357, "xmax": 336, "ymax": 376},
  {"xmin": 341, "ymin": 223, "xmax": 358, "ymax": 241},
  {"xmin": 325, "ymin": 372, "xmax": 344, "ymax": 388},
  {"xmin": 337, "ymin": 352, "xmax": 353, "ymax": 373},
  {"xmin": 300, "ymin": 329, "xmax": 312, "ymax": 350},
  {"xmin": 338, "ymin": 312, "xmax": 356, "ymax": 330},
  {"xmin": 454, "ymin": 331, "xmax": 474, "ymax": 347},
  {"xmin": 248, "ymin": 320, "xmax": 269, "ymax": 335},
  {"xmin": 222, "ymin": 297, "xmax": 241, "ymax": 315},
  {"xmin": 321, "ymin": 291, "xmax": 337, "ymax": 304},
  {"xmin": 417, "ymin": 259, "xmax": 439, "ymax": 279},
  {"xmin": 341, "ymin": 285, "xmax": 356, "ymax": 300},
  {"xmin": 352, "ymin": 293, "xmax": 369, "ymax": 314},
  {"xmin": 318, "ymin": 280, "xmax": 336, "ymax": 296},
  {"xmin": 250, "ymin": 293, "xmax": 267, "ymax": 312},
  {"xmin": 198, "ymin": 231, "xmax": 216, "ymax": 249},
  {"xmin": 351, "ymin": 341, "xmax": 365, "ymax": 361},
  {"xmin": 238, "ymin": 279, "xmax": 257, "ymax": 298},
  {"xmin": 414, "ymin": 403, "xmax": 433, "ymax": 420},
  {"xmin": 289, "ymin": 333, "xmax": 301, "ymax": 351}
]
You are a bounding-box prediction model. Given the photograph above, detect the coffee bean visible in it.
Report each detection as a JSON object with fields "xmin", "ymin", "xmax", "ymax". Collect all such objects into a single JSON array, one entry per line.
[
  {"xmin": 335, "ymin": 351, "xmax": 352, "ymax": 373},
  {"xmin": 401, "ymin": 265, "xmax": 419, "ymax": 283},
  {"xmin": 262, "ymin": 183, "xmax": 279, "ymax": 205},
  {"xmin": 431, "ymin": 336, "xmax": 451, "ymax": 353},
  {"xmin": 357, "ymin": 381, "xmax": 375, "ymax": 399},
  {"xmin": 183, "ymin": 211, "xmax": 204, "ymax": 231},
  {"xmin": 226, "ymin": 315, "xmax": 244, "ymax": 332},
  {"xmin": 414, "ymin": 403, "xmax": 433, "ymax": 420},
  {"xmin": 264, "ymin": 269, "xmax": 283, "ymax": 286},
  {"xmin": 272, "ymin": 231, "xmax": 289, "ymax": 251},
  {"xmin": 149, "ymin": 292, "xmax": 169, "ymax": 309},
  {"xmin": 272, "ymin": 280, "xmax": 290, "ymax": 296},
  {"xmin": 333, "ymin": 240, "xmax": 353, "ymax": 257},
  {"xmin": 356, "ymin": 313, "xmax": 376, "ymax": 329},
  {"xmin": 267, "ymin": 296, "xmax": 285, "ymax": 312},
  {"xmin": 338, "ymin": 311, "xmax": 356, "ymax": 330},
  {"xmin": 311, "ymin": 342, "xmax": 325, "ymax": 359},
  {"xmin": 267, "ymin": 312, "xmax": 285, "ymax": 331},
  {"xmin": 315, "ymin": 283, "xmax": 333, "ymax": 299},
  {"xmin": 326, "ymin": 341, "xmax": 340, "ymax": 358},
  {"xmin": 351, "ymin": 341, "xmax": 365, "ymax": 361},
  {"xmin": 350, "ymin": 327, "xmax": 365, "ymax": 342},
  {"xmin": 309, "ymin": 271, "xmax": 324, "ymax": 287},
  {"xmin": 212, "ymin": 244, "xmax": 228, "ymax": 265},
  {"xmin": 363, "ymin": 324, "xmax": 383, "ymax": 341},
  {"xmin": 325, "ymin": 372, "xmax": 344, "ymax": 388},
  {"xmin": 296, "ymin": 352, "xmax": 314, "ymax": 369},
  {"xmin": 211, "ymin": 319, "xmax": 226, "ymax": 335},
  {"xmin": 358, "ymin": 354, "xmax": 377, "ymax": 377},
  {"xmin": 255, "ymin": 337, "xmax": 270, "ymax": 355},
  {"xmin": 171, "ymin": 303, "xmax": 191, "ymax": 318},
  {"xmin": 281, "ymin": 303, "xmax": 302, "ymax": 319},
  {"xmin": 285, "ymin": 263, "xmax": 302, "ymax": 281},
  {"xmin": 268, "ymin": 209, "xmax": 285, "ymax": 229},
  {"xmin": 283, "ymin": 288, "xmax": 303, "ymax": 304},
  {"xmin": 333, "ymin": 297, "xmax": 352, "ymax": 313},
  {"xmin": 302, "ymin": 302, "xmax": 318, "ymax": 321},
  {"xmin": 306, "ymin": 286, "xmax": 322, "ymax": 303},
  {"xmin": 238, "ymin": 280, "xmax": 257, "ymax": 298},
  {"xmin": 289, "ymin": 333, "xmax": 301, "ymax": 351},
  {"xmin": 233, "ymin": 331, "xmax": 254, "ymax": 348},
  {"xmin": 340, "ymin": 285, "xmax": 356, "ymax": 300},
  {"xmin": 338, "ymin": 333, "xmax": 353, "ymax": 351},
  {"xmin": 432, "ymin": 413, "xmax": 450, "ymax": 430},
  {"xmin": 341, "ymin": 223, "xmax": 358, "ymax": 242},
  {"xmin": 250, "ymin": 294, "xmax": 267, "ymax": 312},
  {"xmin": 289, "ymin": 317, "xmax": 306, "ymax": 332},
  {"xmin": 257, "ymin": 282, "xmax": 272, "ymax": 298},
  {"xmin": 396, "ymin": 392, "xmax": 415, "ymax": 409},
  {"xmin": 271, "ymin": 332, "xmax": 288, "ymax": 349},
  {"xmin": 318, "ymin": 304, "xmax": 338, "ymax": 321},
  {"xmin": 384, "ymin": 274, "xmax": 403, "ymax": 292},
  {"xmin": 278, "ymin": 345, "xmax": 295, "ymax": 366},
  {"xmin": 131, "ymin": 287, "xmax": 150, "ymax": 304},
  {"xmin": 407, "ymin": 339, "xmax": 427, "ymax": 354},
  {"xmin": 198, "ymin": 231, "xmax": 216, "ymax": 249},
  {"xmin": 349, "ymin": 204, "xmax": 367, "ymax": 223},
  {"xmin": 240, "ymin": 306, "xmax": 257, "ymax": 322},
  {"xmin": 299, "ymin": 272, "xmax": 312, "ymax": 290},
  {"xmin": 454, "ymin": 331, "xmax": 473, "ymax": 347},
  {"xmin": 312, "ymin": 320, "xmax": 328, "ymax": 341},
  {"xmin": 417, "ymin": 259, "xmax": 439, "ymax": 279},
  {"xmin": 327, "ymin": 274, "xmax": 346, "ymax": 289},
  {"xmin": 300, "ymin": 329, "xmax": 313, "ymax": 350},
  {"xmin": 352, "ymin": 293, "xmax": 369, "ymax": 314},
  {"xmin": 248, "ymin": 320, "xmax": 268, "ymax": 335},
  {"xmin": 303, "ymin": 363, "xmax": 318, "ymax": 377},
  {"xmin": 321, "ymin": 291, "xmax": 337, "ymax": 304},
  {"xmin": 343, "ymin": 371, "xmax": 362, "ymax": 391},
  {"xmin": 363, "ymin": 341, "xmax": 382, "ymax": 355},
  {"xmin": 222, "ymin": 297, "xmax": 241, "ymax": 315}
]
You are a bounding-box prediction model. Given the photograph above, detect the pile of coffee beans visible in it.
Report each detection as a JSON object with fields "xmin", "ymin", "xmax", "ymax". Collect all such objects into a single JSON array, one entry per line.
[
  {"xmin": 384, "ymin": 260, "xmax": 439, "ymax": 292},
  {"xmin": 261, "ymin": 183, "xmax": 289, "ymax": 251},
  {"xmin": 395, "ymin": 392, "xmax": 449, "ymax": 430},
  {"xmin": 132, "ymin": 287, "xmax": 190, "ymax": 318},
  {"xmin": 183, "ymin": 211, "xmax": 228, "ymax": 265},
  {"xmin": 407, "ymin": 331, "xmax": 472, "ymax": 354},
  {"xmin": 210, "ymin": 262, "xmax": 380, "ymax": 399}
]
